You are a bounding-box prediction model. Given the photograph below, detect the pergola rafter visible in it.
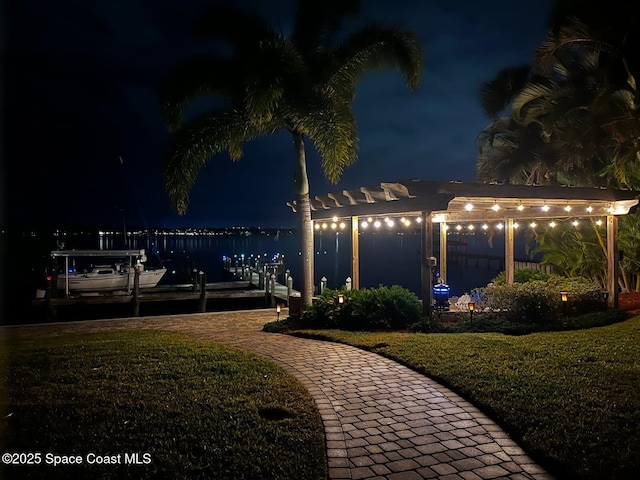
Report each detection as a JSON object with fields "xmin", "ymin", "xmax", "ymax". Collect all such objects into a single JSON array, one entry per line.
[{"xmin": 288, "ymin": 180, "xmax": 639, "ymax": 312}]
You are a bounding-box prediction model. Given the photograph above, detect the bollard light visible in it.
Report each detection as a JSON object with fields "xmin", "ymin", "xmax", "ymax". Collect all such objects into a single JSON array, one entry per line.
[
  {"xmin": 560, "ymin": 291, "xmax": 568, "ymax": 319},
  {"xmin": 276, "ymin": 304, "xmax": 282, "ymax": 321},
  {"xmin": 468, "ymin": 301, "xmax": 475, "ymax": 323},
  {"xmin": 602, "ymin": 290, "xmax": 609, "ymax": 308},
  {"xmin": 337, "ymin": 294, "xmax": 345, "ymax": 305}
]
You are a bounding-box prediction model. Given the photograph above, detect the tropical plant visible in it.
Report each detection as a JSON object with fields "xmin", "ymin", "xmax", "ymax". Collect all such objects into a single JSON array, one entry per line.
[
  {"xmin": 475, "ymin": 0, "xmax": 640, "ymax": 289},
  {"xmin": 158, "ymin": 0, "xmax": 424, "ymax": 308},
  {"xmin": 476, "ymin": 1, "xmax": 640, "ymax": 188}
]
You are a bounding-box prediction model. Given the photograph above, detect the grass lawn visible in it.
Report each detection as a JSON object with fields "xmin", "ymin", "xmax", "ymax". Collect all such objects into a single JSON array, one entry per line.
[
  {"xmin": 292, "ymin": 317, "xmax": 640, "ymax": 480},
  {"xmin": 1, "ymin": 330, "xmax": 326, "ymax": 480}
]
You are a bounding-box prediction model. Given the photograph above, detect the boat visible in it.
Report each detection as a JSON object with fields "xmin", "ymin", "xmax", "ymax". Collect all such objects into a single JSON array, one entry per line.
[{"xmin": 51, "ymin": 249, "xmax": 167, "ymax": 294}]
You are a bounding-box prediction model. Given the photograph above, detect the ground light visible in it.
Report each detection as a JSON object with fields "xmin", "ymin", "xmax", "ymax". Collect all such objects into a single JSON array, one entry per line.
[
  {"xmin": 468, "ymin": 301, "xmax": 475, "ymax": 323},
  {"xmin": 602, "ymin": 290, "xmax": 609, "ymax": 309},
  {"xmin": 276, "ymin": 304, "xmax": 282, "ymax": 321},
  {"xmin": 337, "ymin": 294, "xmax": 345, "ymax": 305},
  {"xmin": 561, "ymin": 291, "xmax": 568, "ymax": 319}
]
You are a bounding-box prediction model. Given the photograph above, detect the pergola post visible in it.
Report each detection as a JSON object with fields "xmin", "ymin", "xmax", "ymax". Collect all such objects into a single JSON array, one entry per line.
[
  {"xmin": 421, "ymin": 211, "xmax": 433, "ymax": 317},
  {"xmin": 607, "ymin": 215, "xmax": 619, "ymax": 308},
  {"xmin": 505, "ymin": 218, "xmax": 515, "ymax": 285},
  {"xmin": 351, "ymin": 216, "xmax": 360, "ymax": 290},
  {"xmin": 439, "ymin": 222, "xmax": 447, "ymax": 284}
]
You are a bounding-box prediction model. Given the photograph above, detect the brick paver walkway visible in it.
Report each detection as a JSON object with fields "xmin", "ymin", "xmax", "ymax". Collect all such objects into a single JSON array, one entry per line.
[{"xmin": 5, "ymin": 309, "xmax": 554, "ymax": 480}]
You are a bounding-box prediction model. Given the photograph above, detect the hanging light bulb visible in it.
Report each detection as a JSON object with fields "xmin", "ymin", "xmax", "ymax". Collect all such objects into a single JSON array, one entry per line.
[
  {"xmin": 314, "ymin": 223, "xmax": 320, "ymax": 230},
  {"xmin": 387, "ymin": 220, "xmax": 395, "ymax": 227},
  {"xmin": 517, "ymin": 204, "xmax": 525, "ymax": 212},
  {"xmin": 482, "ymin": 223, "xmax": 489, "ymax": 230},
  {"xmin": 549, "ymin": 221, "xmax": 556, "ymax": 228},
  {"xmin": 491, "ymin": 204, "xmax": 500, "ymax": 212},
  {"xmin": 530, "ymin": 221, "xmax": 537, "ymax": 228},
  {"xmin": 339, "ymin": 222, "xmax": 346, "ymax": 229},
  {"xmin": 464, "ymin": 203, "xmax": 474, "ymax": 211},
  {"xmin": 456, "ymin": 224, "xmax": 463, "ymax": 231},
  {"xmin": 468, "ymin": 224, "xmax": 475, "ymax": 230},
  {"xmin": 331, "ymin": 222, "xmax": 337, "ymax": 229},
  {"xmin": 541, "ymin": 205, "xmax": 550, "ymax": 212},
  {"xmin": 572, "ymin": 220, "xmax": 579, "ymax": 227},
  {"xmin": 367, "ymin": 217, "xmax": 373, "ymax": 223},
  {"xmin": 373, "ymin": 220, "xmax": 381, "ymax": 228},
  {"xmin": 416, "ymin": 216, "xmax": 422, "ymax": 223},
  {"xmin": 596, "ymin": 219, "xmax": 603, "ymax": 226},
  {"xmin": 513, "ymin": 222, "xmax": 519, "ymax": 229},
  {"xmin": 361, "ymin": 221, "xmax": 368, "ymax": 228},
  {"xmin": 322, "ymin": 223, "xmax": 328, "ymax": 229},
  {"xmin": 586, "ymin": 206, "xmax": 593, "ymax": 213},
  {"xmin": 564, "ymin": 205, "xmax": 572, "ymax": 212},
  {"xmin": 496, "ymin": 223, "xmax": 504, "ymax": 230}
]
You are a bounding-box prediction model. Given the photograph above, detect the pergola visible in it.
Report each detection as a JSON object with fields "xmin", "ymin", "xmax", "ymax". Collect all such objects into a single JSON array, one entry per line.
[{"xmin": 288, "ymin": 180, "xmax": 639, "ymax": 310}]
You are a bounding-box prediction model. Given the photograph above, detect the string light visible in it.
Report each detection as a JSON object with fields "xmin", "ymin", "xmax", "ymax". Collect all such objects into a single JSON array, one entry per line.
[
  {"xmin": 468, "ymin": 224, "xmax": 475, "ymax": 230},
  {"xmin": 572, "ymin": 220, "xmax": 579, "ymax": 227},
  {"xmin": 596, "ymin": 219, "xmax": 603, "ymax": 226},
  {"xmin": 456, "ymin": 224, "xmax": 463, "ymax": 231},
  {"xmin": 315, "ymin": 223, "xmax": 320, "ymax": 230},
  {"xmin": 549, "ymin": 221, "xmax": 556, "ymax": 228},
  {"xmin": 491, "ymin": 204, "xmax": 500, "ymax": 211},
  {"xmin": 513, "ymin": 222, "xmax": 519, "ymax": 229},
  {"xmin": 339, "ymin": 222, "xmax": 346, "ymax": 229},
  {"xmin": 496, "ymin": 223, "xmax": 504, "ymax": 230},
  {"xmin": 322, "ymin": 223, "xmax": 327, "ymax": 229},
  {"xmin": 564, "ymin": 205, "xmax": 572, "ymax": 212},
  {"xmin": 416, "ymin": 216, "xmax": 423, "ymax": 223},
  {"xmin": 361, "ymin": 221, "xmax": 368, "ymax": 228},
  {"xmin": 332, "ymin": 216, "xmax": 339, "ymax": 222},
  {"xmin": 373, "ymin": 220, "xmax": 381, "ymax": 228},
  {"xmin": 464, "ymin": 203, "xmax": 474, "ymax": 211},
  {"xmin": 530, "ymin": 222, "xmax": 537, "ymax": 228},
  {"xmin": 541, "ymin": 205, "xmax": 550, "ymax": 212},
  {"xmin": 517, "ymin": 204, "xmax": 525, "ymax": 211},
  {"xmin": 586, "ymin": 206, "xmax": 593, "ymax": 213},
  {"xmin": 331, "ymin": 222, "xmax": 337, "ymax": 229},
  {"xmin": 482, "ymin": 223, "xmax": 489, "ymax": 230}
]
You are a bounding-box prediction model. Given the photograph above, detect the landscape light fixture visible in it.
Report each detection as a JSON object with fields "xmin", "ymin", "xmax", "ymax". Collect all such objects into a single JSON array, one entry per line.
[
  {"xmin": 276, "ymin": 304, "xmax": 282, "ymax": 321},
  {"xmin": 602, "ymin": 290, "xmax": 609, "ymax": 308},
  {"xmin": 337, "ymin": 294, "xmax": 345, "ymax": 305},
  {"xmin": 468, "ymin": 301, "xmax": 475, "ymax": 323},
  {"xmin": 560, "ymin": 291, "xmax": 568, "ymax": 319}
]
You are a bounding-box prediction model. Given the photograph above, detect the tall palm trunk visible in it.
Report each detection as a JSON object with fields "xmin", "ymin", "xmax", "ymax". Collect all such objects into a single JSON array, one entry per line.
[{"xmin": 292, "ymin": 131, "xmax": 314, "ymax": 307}]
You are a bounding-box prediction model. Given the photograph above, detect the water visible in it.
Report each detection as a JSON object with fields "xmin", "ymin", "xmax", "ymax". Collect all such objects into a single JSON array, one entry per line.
[{"xmin": 3, "ymin": 227, "xmax": 536, "ymax": 322}]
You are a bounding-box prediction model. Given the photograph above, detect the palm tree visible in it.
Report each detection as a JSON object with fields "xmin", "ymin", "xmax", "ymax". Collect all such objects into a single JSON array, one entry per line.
[{"xmin": 158, "ymin": 0, "xmax": 423, "ymax": 308}]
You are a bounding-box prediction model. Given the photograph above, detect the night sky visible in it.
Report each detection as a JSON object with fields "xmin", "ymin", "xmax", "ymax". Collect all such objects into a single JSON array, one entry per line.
[{"xmin": 2, "ymin": 0, "xmax": 556, "ymax": 229}]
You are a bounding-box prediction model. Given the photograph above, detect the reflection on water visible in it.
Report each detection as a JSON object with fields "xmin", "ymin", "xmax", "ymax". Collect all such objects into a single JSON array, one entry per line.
[{"xmin": 6, "ymin": 228, "xmax": 537, "ymax": 318}]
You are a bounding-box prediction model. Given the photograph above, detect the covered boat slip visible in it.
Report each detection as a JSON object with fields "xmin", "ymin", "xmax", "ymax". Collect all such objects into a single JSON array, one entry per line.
[{"xmin": 288, "ymin": 180, "xmax": 640, "ymax": 310}]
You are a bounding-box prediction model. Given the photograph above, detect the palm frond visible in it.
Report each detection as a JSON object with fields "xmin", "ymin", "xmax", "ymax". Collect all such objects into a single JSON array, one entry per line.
[
  {"xmin": 243, "ymin": 36, "xmax": 305, "ymax": 125},
  {"xmin": 158, "ymin": 56, "xmax": 239, "ymax": 131},
  {"xmin": 323, "ymin": 25, "xmax": 424, "ymax": 100},
  {"xmin": 479, "ymin": 65, "xmax": 531, "ymax": 119},
  {"xmin": 291, "ymin": 99, "xmax": 358, "ymax": 184},
  {"xmin": 162, "ymin": 110, "xmax": 273, "ymax": 214},
  {"xmin": 535, "ymin": 18, "xmax": 614, "ymax": 76}
]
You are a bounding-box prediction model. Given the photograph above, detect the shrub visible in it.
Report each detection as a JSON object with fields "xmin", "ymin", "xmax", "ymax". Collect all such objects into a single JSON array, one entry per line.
[
  {"xmin": 491, "ymin": 268, "xmax": 551, "ymax": 285},
  {"xmin": 482, "ymin": 275, "xmax": 602, "ymax": 324},
  {"xmin": 299, "ymin": 285, "xmax": 423, "ymax": 331}
]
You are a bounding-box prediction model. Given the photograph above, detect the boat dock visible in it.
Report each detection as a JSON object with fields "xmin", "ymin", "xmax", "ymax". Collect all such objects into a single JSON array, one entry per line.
[{"xmin": 33, "ymin": 260, "xmax": 300, "ymax": 321}]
